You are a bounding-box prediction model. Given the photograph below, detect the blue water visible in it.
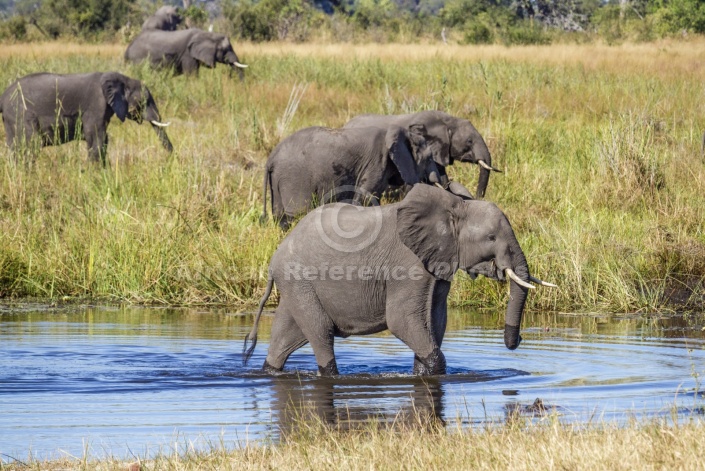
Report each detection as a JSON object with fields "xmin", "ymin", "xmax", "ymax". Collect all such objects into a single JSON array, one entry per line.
[{"xmin": 1, "ymin": 306, "xmax": 703, "ymax": 461}]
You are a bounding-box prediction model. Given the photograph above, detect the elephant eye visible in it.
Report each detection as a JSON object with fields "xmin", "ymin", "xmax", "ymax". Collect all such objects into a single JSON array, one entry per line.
[{"xmin": 488, "ymin": 234, "xmax": 496, "ymax": 242}]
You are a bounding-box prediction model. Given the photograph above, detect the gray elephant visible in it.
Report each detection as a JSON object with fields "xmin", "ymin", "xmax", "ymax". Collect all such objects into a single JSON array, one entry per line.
[
  {"xmin": 142, "ymin": 5, "xmax": 183, "ymax": 31},
  {"xmin": 261, "ymin": 124, "xmax": 451, "ymax": 230},
  {"xmin": 0, "ymin": 72, "xmax": 173, "ymax": 164},
  {"xmin": 344, "ymin": 110, "xmax": 501, "ymax": 198},
  {"xmin": 243, "ymin": 184, "xmax": 555, "ymax": 376},
  {"xmin": 124, "ymin": 28, "xmax": 248, "ymax": 79}
]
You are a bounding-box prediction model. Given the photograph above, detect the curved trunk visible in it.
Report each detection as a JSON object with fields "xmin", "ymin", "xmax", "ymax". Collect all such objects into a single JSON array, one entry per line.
[
  {"xmin": 151, "ymin": 124, "xmax": 173, "ymax": 152},
  {"xmin": 474, "ymin": 140, "xmax": 492, "ymax": 198},
  {"xmin": 503, "ymin": 249, "xmax": 529, "ymax": 350},
  {"xmin": 144, "ymin": 103, "xmax": 173, "ymax": 152}
]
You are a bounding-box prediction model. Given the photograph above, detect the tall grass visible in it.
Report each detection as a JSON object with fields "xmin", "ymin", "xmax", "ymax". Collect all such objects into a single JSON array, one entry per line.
[{"xmin": 0, "ymin": 40, "xmax": 704, "ymax": 311}]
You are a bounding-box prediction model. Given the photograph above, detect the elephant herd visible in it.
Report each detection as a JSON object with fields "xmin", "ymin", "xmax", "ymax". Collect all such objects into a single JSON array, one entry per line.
[
  {"xmin": 0, "ymin": 7, "xmax": 555, "ymax": 377},
  {"xmin": 0, "ymin": 6, "xmax": 247, "ymax": 164},
  {"xmin": 248, "ymin": 109, "xmax": 555, "ymax": 376}
]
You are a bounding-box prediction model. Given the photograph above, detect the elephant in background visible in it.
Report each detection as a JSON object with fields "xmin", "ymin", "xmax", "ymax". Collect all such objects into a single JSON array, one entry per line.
[
  {"xmin": 141, "ymin": 5, "xmax": 183, "ymax": 31},
  {"xmin": 125, "ymin": 28, "xmax": 248, "ymax": 80},
  {"xmin": 345, "ymin": 110, "xmax": 501, "ymax": 198},
  {"xmin": 244, "ymin": 184, "xmax": 555, "ymax": 376},
  {"xmin": 261, "ymin": 124, "xmax": 451, "ymax": 230},
  {"xmin": 0, "ymin": 72, "xmax": 173, "ymax": 164}
]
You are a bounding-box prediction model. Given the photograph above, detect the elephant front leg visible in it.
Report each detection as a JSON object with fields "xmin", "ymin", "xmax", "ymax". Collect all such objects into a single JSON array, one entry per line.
[
  {"xmin": 386, "ymin": 283, "xmax": 447, "ymax": 376},
  {"xmin": 86, "ymin": 130, "xmax": 108, "ymax": 166}
]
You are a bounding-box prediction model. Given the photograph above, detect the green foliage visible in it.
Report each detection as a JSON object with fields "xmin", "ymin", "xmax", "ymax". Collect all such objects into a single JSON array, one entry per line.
[
  {"xmin": 224, "ymin": 0, "xmax": 324, "ymax": 41},
  {"xmin": 0, "ymin": 14, "xmax": 26, "ymax": 39},
  {"xmin": 183, "ymin": 5, "xmax": 208, "ymax": 28}
]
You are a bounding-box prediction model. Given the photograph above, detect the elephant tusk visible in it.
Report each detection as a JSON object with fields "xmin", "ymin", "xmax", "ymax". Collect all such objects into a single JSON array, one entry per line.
[
  {"xmin": 505, "ymin": 268, "xmax": 535, "ymax": 290},
  {"xmin": 150, "ymin": 120, "xmax": 171, "ymax": 127},
  {"xmin": 478, "ymin": 160, "xmax": 503, "ymax": 173},
  {"xmin": 434, "ymin": 182, "xmax": 445, "ymax": 190},
  {"xmin": 233, "ymin": 61, "xmax": 249, "ymax": 69},
  {"xmin": 529, "ymin": 276, "xmax": 558, "ymax": 288}
]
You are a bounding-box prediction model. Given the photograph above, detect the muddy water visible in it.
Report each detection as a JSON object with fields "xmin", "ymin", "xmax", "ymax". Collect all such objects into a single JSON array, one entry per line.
[{"xmin": 1, "ymin": 305, "xmax": 704, "ymax": 461}]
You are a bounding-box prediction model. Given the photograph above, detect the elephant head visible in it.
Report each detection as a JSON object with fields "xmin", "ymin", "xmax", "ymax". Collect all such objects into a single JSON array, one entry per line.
[
  {"xmin": 439, "ymin": 113, "xmax": 501, "ymax": 199},
  {"xmin": 386, "ymin": 124, "xmax": 443, "ymax": 188},
  {"xmin": 142, "ymin": 6, "xmax": 183, "ymax": 31},
  {"xmin": 100, "ymin": 73, "xmax": 173, "ymax": 153},
  {"xmin": 188, "ymin": 32, "xmax": 248, "ymax": 80},
  {"xmin": 396, "ymin": 185, "xmax": 554, "ymax": 350}
]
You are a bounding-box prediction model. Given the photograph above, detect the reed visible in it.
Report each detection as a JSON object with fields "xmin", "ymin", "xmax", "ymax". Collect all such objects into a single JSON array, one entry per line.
[{"xmin": 0, "ymin": 40, "xmax": 703, "ymax": 311}]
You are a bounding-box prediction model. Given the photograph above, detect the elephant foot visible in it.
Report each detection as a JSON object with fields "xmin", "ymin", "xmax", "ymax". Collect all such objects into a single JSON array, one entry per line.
[
  {"xmin": 263, "ymin": 359, "xmax": 283, "ymax": 375},
  {"xmin": 317, "ymin": 358, "xmax": 339, "ymax": 376},
  {"xmin": 413, "ymin": 348, "xmax": 446, "ymax": 376}
]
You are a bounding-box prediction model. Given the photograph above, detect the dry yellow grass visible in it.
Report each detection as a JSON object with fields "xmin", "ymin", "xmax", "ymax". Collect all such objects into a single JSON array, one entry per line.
[{"xmin": 5, "ymin": 419, "xmax": 704, "ymax": 470}]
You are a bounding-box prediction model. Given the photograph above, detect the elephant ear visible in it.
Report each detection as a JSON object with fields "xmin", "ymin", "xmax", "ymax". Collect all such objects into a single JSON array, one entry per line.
[
  {"xmin": 423, "ymin": 119, "xmax": 451, "ymax": 167},
  {"xmin": 396, "ymin": 184, "xmax": 463, "ymax": 281},
  {"xmin": 386, "ymin": 125, "xmax": 420, "ymax": 185},
  {"xmin": 100, "ymin": 73, "xmax": 128, "ymax": 122},
  {"xmin": 189, "ymin": 35, "xmax": 216, "ymax": 67}
]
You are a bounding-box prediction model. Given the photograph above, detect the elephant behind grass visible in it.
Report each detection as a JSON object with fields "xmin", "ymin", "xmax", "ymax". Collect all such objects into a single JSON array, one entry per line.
[{"xmin": 0, "ymin": 71, "xmax": 173, "ymax": 164}]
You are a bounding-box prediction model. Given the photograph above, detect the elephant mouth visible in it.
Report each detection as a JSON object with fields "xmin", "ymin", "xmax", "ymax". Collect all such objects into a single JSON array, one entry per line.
[{"xmin": 465, "ymin": 260, "xmax": 501, "ymax": 281}]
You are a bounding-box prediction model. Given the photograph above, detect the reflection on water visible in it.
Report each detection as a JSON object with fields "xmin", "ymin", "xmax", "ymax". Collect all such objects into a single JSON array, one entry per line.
[{"xmin": 0, "ymin": 305, "xmax": 704, "ymax": 461}]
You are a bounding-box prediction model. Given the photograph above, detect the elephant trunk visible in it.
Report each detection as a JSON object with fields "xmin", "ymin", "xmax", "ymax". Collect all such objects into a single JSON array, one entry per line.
[
  {"xmin": 144, "ymin": 103, "xmax": 173, "ymax": 153},
  {"xmin": 504, "ymin": 247, "xmax": 529, "ymax": 350},
  {"xmin": 474, "ymin": 140, "xmax": 492, "ymax": 198},
  {"xmin": 225, "ymin": 51, "xmax": 247, "ymax": 81},
  {"xmin": 152, "ymin": 123, "xmax": 174, "ymax": 153}
]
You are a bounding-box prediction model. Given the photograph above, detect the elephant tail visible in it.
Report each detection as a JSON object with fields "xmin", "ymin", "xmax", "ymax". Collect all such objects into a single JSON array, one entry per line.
[
  {"xmin": 259, "ymin": 166, "xmax": 272, "ymax": 224},
  {"xmin": 242, "ymin": 272, "xmax": 274, "ymax": 366}
]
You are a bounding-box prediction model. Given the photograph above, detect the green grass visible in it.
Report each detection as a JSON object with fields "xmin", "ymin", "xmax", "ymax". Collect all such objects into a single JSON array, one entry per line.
[{"xmin": 0, "ymin": 40, "xmax": 704, "ymax": 311}]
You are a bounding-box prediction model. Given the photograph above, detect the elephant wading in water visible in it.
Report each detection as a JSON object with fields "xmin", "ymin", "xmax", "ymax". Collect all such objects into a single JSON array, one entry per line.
[
  {"xmin": 141, "ymin": 5, "xmax": 183, "ymax": 31},
  {"xmin": 0, "ymin": 72, "xmax": 173, "ymax": 164},
  {"xmin": 345, "ymin": 110, "xmax": 501, "ymax": 198},
  {"xmin": 124, "ymin": 28, "xmax": 248, "ymax": 79},
  {"xmin": 243, "ymin": 185, "xmax": 556, "ymax": 376},
  {"xmin": 261, "ymin": 124, "xmax": 454, "ymax": 230}
]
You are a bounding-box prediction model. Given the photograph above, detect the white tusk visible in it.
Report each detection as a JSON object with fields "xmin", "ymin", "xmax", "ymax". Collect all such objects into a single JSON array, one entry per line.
[
  {"xmin": 233, "ymin": 61, "xmax": 248, "ymax": 69},
  {"xmin": 478, "ymin": 160, "xmax": 493, "ymax": 171},
  {"xmin": 505, "ymin": 269, "xmax": 535, "ymax": 290},
  {"xmin": 150, "ymin": 120, "xmax": 171, "ymax": 127},
  {"xmin": 530, "ymin": 276, "xmax": 558, "ymax": 288},
  {"xmin": 434, "ymin": 183, "xmax": 445, "ymax": 190}
]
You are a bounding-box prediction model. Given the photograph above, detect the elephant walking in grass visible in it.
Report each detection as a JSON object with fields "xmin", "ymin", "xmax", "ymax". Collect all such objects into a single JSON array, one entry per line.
[
  {"xmin": 0, "ymin": 72, "xmax": 173, "ymax": 164},
  {"xmin": 244, "ymin": 185, "xmax": 555, "ymax": 376},
  {"xmin": 345, "ymin": 110, "xmax": 501, "ymax": 198},
  {"xmin": 125, "ymin": 28, "xmax": 248, "ymax": 79},
  {"xmin": 260, "ymin": 123, "xmax": 461, "ymax": 230}
]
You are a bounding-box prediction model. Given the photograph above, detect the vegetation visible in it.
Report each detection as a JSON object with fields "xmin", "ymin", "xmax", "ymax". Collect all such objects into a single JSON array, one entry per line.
[
  {"xmin": 3, "ymin": 416, "xmax": 705, "ymax": 470},
  {"xmin": 0, "ymin": 40, "xmax": 703, "ymax": 313},
  {"xmin": 3, "ymin": 0, "xmax": 705, "ymax": 43}
]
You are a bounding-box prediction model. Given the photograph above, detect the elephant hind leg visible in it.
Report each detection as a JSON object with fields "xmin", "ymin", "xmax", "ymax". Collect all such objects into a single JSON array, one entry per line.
[{"xmin": 265, "ymin": 308, "xmax": 309, "ymax": 373}]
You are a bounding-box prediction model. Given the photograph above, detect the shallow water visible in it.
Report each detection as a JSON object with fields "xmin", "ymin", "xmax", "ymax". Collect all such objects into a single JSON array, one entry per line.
[{"xmin": 1, "ymin": 305, "xmax": 704, "ymax": 461}]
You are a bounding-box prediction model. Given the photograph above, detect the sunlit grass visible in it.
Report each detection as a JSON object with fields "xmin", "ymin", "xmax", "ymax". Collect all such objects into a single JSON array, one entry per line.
[
  {"xmin": 3, "ymin": 416, "xmax": 704, "ymax": 470},
  {"xmin": 0, "ymin": 40, "xmax": 704, "ymax": 310}
]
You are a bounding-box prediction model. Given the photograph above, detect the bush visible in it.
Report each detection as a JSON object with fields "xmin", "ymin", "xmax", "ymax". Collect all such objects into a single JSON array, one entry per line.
[
  {"xmin": 224, "ymin": 0, "xmax": 324, "ymax": 42},
  {"xmin": 0, "ymin": 15, "xmax": 27, "ymax": 40}
]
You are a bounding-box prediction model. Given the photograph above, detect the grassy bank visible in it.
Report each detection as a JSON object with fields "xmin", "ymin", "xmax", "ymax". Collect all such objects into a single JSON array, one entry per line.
[
  {"xmin": 0, "ymin": 40, "xmax": 704, "ymax": 311},
  {"xmin": 4, "ymin": 418, "xmax": 704, "ymax": 470}
]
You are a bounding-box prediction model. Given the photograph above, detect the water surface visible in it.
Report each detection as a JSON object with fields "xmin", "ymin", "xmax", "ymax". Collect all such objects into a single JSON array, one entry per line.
[{"xmin": 1, "ymin": 305, "xmax": 704, "ymax": 461}]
